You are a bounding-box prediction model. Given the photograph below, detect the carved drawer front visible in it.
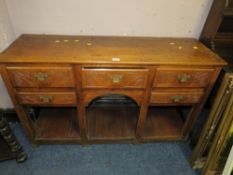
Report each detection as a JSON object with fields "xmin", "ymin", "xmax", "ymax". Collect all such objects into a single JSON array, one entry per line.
[
  {"xmin": 150, "ymin": 90, "xmax": 204, "ymax": 105},
  {"xmin": 16, "ymin": 91, "xmax": 77, "ymax": 105},
  {"xmin": 153, "ymin": 68, "xmax": 214, "ymax": 88},
  {"xmin": 7, "ymin": 67, "xmax": 75, "ymax": 87},
  {"xmin": 82, "ymin": 68, "xmax": 149, "ymax": 89}
]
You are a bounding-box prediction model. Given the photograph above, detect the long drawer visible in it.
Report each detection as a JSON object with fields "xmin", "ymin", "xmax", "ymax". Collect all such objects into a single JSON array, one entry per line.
[
  {"xmin": 150, "ymin": 89, "xmax": 204, "ymax": 105},
  {"xmin": 7, "ymin": 67, "xmax": 75, "ymax": 87},
  {"xmin": 16, "ymin": 91, "xmax": 77, "ymax": 105},
  {"xmin": 82, "ymin": 68, "xmax": 149, "ymax": 89},
  {"xmin": 153, "ymin": 67, "xmax": 214, "ymax": 88}
]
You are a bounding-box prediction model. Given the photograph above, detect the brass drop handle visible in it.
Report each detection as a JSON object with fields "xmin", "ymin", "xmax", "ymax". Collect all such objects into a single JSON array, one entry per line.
[
  {"xmin": 109, "ymin": 74, "xmax": 123, "ymax": 83},
  {"xmin": 172, "ymin": 95, "xmax": 184, "ymax": 103},
  {"xmin": 177, "ymin": 74, "xmax": 191, "ymax": 83},
  {"xmin": 34, "ymin": 72, "xmax": 48, "ymax": 81},
  {"xmin": 39, "ymin": 96, "xmax": 53, "ymax": 103}
]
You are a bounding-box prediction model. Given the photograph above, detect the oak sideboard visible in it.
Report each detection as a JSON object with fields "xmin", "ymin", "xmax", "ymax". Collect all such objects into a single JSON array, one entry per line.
[{"xmin": 0, "ymin": 35, "xmax": 227, "ymax": 145}]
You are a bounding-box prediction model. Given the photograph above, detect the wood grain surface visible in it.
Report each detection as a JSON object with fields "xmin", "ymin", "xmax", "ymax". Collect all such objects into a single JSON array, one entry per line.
[
  {"xmin": 0, "ymin": 35, "xmax": 227, "ymax": 144},
  {"xmin": 7, "ymin": 66, "xmax": 75, "ymax": 87},
  {"xmin": 0, "ymin": 35, "xmax": 226, "ymax": 66}
]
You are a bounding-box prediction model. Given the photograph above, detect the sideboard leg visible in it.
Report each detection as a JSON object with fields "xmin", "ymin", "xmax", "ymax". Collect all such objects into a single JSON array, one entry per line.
[
  {"xmin": 0, "ymin": 65, "xmax": 35, "ymax": 141},
  {"xmin": 135, "ymin": 67, "xmax": 156, "ymax": 143},
  {"xmin": 182, "ymin": 68, "xmax": 222, "ymax": 138},
  {"xmin": 135, "ymin": 106, "xmax": 148, "ymax": 143}
]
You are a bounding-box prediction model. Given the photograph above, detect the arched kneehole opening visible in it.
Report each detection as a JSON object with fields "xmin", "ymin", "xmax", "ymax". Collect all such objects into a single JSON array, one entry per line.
[{"xmin": 86, "ymin": 94, "xmax": 139, "ymax": 141}]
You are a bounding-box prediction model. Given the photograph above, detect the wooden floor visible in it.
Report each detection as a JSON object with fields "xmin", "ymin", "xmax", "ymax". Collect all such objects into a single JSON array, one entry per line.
[{"xmin": 35, "ymin": 108, "xmax": 81, "ymax": 143}]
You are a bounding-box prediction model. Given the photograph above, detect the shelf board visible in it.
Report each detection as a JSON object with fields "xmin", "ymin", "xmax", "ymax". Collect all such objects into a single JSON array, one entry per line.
[
  {"xmin": 215, "ymin": 33, "xmax": 233, "ymax": 45},
  {"xmin": 35, "ymin": 107, "xmax": 81, "ymax": 143},
  {"xmin": 224, "ymin": 8, "xmax": 233, "ymax": 17},
  {"xmin": 34, "ymin": 106, "xmax": 185, "ymax": 143},
  {"xmin": 87, "ymin": 105, "xmax": 138, "ymax": 143},
  {"xmin": 142, "ymin": 107, "xmax": 184, "ymax": 141}
]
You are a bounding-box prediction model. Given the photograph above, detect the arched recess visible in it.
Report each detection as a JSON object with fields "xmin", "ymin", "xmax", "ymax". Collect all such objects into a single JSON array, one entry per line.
[
  {"xmin": 83, "ymin": 90, "xmax": 143, "ymax": 107},
  {"xmin": 84, "ymin": 91, "xmax": 140, "ymax": 142}
]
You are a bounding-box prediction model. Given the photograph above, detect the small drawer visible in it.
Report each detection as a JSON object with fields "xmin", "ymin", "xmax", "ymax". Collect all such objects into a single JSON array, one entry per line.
[
  {"xmin": 150, "ymin": 90, "xmax": 204, "ymax": 105},
  {"xmin": 82, "ymin": 68, "xmax": 149, "ymax": 89},
  {"xmin": 153, "ymin": 68, "xmax": 214, "ymax": 88},
  {"xmin": 16, "ymin": 92, "xmax": 77, "ymax": 105},
  {"xmin": 7, "ymin": 67, "xmax": 75, "ymax": 87}
]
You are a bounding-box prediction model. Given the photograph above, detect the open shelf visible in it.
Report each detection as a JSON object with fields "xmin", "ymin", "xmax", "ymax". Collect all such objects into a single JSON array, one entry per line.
[
  {"xmin": 87, "ymin": 105, "xmax": 138, "ymax": 143},
  {"xmin": 35, "ymin": 107, "xmax": 81, "ymax": 144},
  {"xmin": 32, "ymin": 105, "xmax": 186, "ymax": 143},
  {"xmin": 142, "ymin": 107, "xmax": 184, "ymax": 141},
  {"xmin": 224, "ymin": 8, "xmax": 233, "ymax": 17},
  {"xmin": 215, "ymin": 33, "xmax": 233, "ymax": 44}
]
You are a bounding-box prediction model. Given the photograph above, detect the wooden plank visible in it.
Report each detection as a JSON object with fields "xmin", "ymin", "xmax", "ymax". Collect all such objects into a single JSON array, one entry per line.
[{"xmin": 0, "ymin": 35, "xmax": 226, "ymax": 66}]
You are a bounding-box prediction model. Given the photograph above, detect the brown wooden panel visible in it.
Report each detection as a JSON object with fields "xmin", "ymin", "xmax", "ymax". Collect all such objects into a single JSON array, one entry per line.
[
  {"xmin": 153, "ymin": 67, "xmax": 214, "ymax": 88},
  {"xmin": 16, "ymin": 91, "xmax": 77, "ymax": 105},
  {"xmin": 142, "ymin": 107, "xmax": 183, "ymax": 141},
  {"xmin": 7, "ymin": 67, "xmax": 75, "ymax": 87},
  {"xmin": 0, "ymin": 35, "xmax": 226, "ymax": 66},
  {"xmin": 150, "ymin": 89, "xmax": 204, "ymax": 105},
  {"xmin": 83, "ymin": 90, "xmax": 144, "ymax": 106},
  {"xmin": 82, "ymin": 68, "xmax": 149, "ymax": 89},
  {"xmin": 35, "ymin": 108, "xmax": 81, "ymax": 143},
  {"xmin": 87, "ymin": 105, "xmax": 138, "ymax": 143}
]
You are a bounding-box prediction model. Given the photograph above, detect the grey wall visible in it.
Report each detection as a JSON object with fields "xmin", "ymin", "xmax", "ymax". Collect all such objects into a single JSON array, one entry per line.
[
  {"xmin": 6, "ymin": 0, "xmax": 213, "ymax": 38},
  {"xmin": 0, "ymin": 0, "xmax": 15, "ymax": 108}
]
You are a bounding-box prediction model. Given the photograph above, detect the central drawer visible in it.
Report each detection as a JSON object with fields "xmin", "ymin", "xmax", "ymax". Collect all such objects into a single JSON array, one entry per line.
[{"xmin": 82, "ymin": 68, "xmax": 149, "ymax": 89}]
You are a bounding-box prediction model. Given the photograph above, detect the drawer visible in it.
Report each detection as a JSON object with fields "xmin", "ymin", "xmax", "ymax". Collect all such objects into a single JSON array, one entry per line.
[
  {"xmin": 16, "ymin": 92, "xmax": 77, "ymax": 105},
  {"xmin": 82, "ymin": 68, "xmax": 149, "ymax": 89},
  {"xmin": 7, "ymin": 67, "xmax": 75, "ymax": 87},
  {"xmin": 153, "ymin": 68, "xmax": 214, "ymax": 88},
  {"xmin": 150, "ymin": 90, "xmax": 204, "ymax": 105}
]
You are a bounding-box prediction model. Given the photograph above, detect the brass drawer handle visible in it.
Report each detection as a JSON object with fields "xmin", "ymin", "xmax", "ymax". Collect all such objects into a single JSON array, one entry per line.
[
  {"xmin": 34, "ymin": 72, "xmax": 48, "ymax": 81},
  {"xmin": 172, "ymin": 95, "xmax": 184, "ymax": 103},
  {"xmin": 109, "ymin": 74, "xmax": 123, "ymax": 83},
  {"xmin": 177, "ymin": 74, "xmax": 191, "ymax": 83},
  {"xmin": 39, "ymin": 96, "xmax": 53, "ymax": 103}
]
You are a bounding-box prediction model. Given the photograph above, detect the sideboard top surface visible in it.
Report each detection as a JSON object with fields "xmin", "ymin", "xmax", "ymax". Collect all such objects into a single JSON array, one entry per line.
[{"xmin": 0, "ymin": 34, "xmax": 227, "ymax": 66}]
